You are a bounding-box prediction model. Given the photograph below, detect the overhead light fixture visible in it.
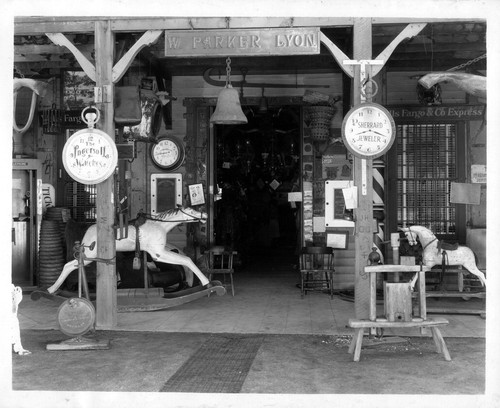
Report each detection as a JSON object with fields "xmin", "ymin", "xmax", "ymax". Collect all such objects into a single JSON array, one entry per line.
[{"xmin": 210, "ymin": 57, "xmax": 248, "ymax": 125}]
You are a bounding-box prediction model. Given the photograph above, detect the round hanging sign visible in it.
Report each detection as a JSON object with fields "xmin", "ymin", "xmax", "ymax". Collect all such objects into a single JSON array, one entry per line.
[
  {"xmin": 341, "ymin": 102, "xmax": 396, "ymax": 160},
  {"xmin": 62, "ymin": 127, "xmax": 118, "ymax": 185},
  {"xmin": 57, "ymin": 297, "xmax": 96, "ymax": 337}
]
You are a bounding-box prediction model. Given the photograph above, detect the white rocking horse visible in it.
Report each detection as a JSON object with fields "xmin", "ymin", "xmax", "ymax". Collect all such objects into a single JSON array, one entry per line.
[
  {"xmin": 400, "ymin": 225, "xmax": 486, "ymax": 287},
  {"xmin": 47, "ymin": 207, "xmax": 209, "ymax": 294}
]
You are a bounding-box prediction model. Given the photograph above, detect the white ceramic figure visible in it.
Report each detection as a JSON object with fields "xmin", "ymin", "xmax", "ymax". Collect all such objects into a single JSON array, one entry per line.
[{"xmin": 11, "ymin": 284, "xmax": 31, "ymax": 355}]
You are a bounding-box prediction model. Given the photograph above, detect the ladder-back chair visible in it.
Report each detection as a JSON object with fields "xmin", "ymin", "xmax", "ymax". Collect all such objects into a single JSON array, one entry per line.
[
  {"xmin": 299, "ymin": 246, "xmax": 335, "ymax": 299},
  {"xmin": 205, "ymin": 247, "xmax": 236, "ymax": 296}
]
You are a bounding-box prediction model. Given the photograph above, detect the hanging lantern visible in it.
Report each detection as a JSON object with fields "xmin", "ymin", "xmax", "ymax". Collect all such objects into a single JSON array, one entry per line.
[{"xmin": 210, "ymin": 57, "xmax": 247, "ymax": 125}]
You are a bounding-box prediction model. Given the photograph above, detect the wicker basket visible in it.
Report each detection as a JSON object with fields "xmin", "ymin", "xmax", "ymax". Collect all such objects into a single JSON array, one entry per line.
[
  {"xmin": 310, "ymin": 126, "xmax": 330, "ymax": 142},
  {"xmin": 307, "ymin": 106, "xmax": 335, "ymax": 124}
]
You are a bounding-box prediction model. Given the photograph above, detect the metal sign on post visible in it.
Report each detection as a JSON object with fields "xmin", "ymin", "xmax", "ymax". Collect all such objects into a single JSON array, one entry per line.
[
  {"xmin": 341, "ymin": 102, "xmax": 396, "ymax": 194},
  {"xmin": 343, "ymin": 60, "xmax": 385, "ymax": 196},
  {"xmin": 62, "ymin": 107, "xmax": 118, "ymax": 185}
]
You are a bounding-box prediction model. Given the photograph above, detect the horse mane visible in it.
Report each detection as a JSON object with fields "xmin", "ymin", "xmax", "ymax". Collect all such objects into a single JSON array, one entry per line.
[
  {"xmin": 415, "ymin": 226, "xmax": 435, "ymax": 235},
  {"xmin": 406, "ymin": 225, "xmax": 433, "ymax": 234},
  {"xmin": 153, "ymin": 207, "xmax": 184, "ymax": 220}
]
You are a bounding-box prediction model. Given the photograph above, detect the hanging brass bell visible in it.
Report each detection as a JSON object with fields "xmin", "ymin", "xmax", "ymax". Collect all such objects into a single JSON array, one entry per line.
[{"xmin": 210, "ymin": 84, "xmax": 248, "ymax": 125}]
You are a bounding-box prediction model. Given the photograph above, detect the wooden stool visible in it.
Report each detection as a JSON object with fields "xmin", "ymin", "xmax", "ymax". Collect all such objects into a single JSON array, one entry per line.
[{"xmin": 347, "ymin": 317, "xmax": 451, "ymax": 362}]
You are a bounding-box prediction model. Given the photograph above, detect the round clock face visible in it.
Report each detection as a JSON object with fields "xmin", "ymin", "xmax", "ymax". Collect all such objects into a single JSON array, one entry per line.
[
  {"xmin": 151, "ymin": 137, "xmax": 185, "ymax": 170},
  {"xmin": 62, "ymin": 129, "xmax": 118, "ymax": 185},
  {"xmin": 342, "ymin": 102, "xmax": 396, "ymax": 159}
]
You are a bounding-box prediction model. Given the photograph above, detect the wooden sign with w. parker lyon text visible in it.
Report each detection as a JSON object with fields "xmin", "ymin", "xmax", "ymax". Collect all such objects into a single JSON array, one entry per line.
[{"xmin": 165, "ymin": 28, "xmax": 320, "ymax": 57}]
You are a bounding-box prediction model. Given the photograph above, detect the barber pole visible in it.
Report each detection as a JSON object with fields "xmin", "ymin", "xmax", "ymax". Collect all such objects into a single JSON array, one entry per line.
[{"xmin": 373, "ymin": 159, "xmax": 385, "ymax": 261}]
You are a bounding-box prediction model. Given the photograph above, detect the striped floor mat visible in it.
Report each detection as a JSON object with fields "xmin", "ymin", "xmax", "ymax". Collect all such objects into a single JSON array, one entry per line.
[{"xmin": 161, "ymin": 334, "xmax": 264, "ymax": 393}]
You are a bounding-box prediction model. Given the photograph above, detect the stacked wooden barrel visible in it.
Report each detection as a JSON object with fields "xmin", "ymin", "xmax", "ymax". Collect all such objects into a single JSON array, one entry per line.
[{"xmin": 37, "ymin": 207, "xmax": 70, "ymax": 289}]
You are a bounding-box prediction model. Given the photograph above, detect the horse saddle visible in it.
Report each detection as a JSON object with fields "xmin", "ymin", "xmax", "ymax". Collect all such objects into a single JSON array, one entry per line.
[{"xmin": 437, "ymin": 241, "xmax": 459, "ymax": 251}]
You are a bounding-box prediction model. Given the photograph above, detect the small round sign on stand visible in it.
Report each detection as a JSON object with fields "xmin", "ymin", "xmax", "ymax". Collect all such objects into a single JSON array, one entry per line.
[
  {"xmin": 46, "ymin": 295, "xmax": 110, "ymax": 350},
  {"xmin": 57, "ymin": 297, "xmax": 96, "ymax": 337}
]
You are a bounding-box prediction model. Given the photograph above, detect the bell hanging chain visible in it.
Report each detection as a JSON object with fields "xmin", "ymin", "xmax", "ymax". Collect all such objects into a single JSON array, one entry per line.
[{"xmin": 225, "ymin": 57, "xmax": 231, "ymax": 87}]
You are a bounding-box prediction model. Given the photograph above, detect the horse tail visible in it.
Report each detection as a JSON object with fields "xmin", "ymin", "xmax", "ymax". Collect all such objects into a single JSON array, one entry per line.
[{"xmin": 473, "ymin": 250, "xmax": 479, "ymax": 267}]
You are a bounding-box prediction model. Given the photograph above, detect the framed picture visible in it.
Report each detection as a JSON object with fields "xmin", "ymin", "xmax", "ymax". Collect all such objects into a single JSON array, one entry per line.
[
  {"xmin": 188, "ymin": 183, "xmax": 205, "ymax": 206},
  {"xmin": 327, "ymin": 231, "xmax": 349, "ymax": 249},
  {"xmin": 325, "ymin": 180, "xmax": 355, "ymax": 228},
  {"xmin": 150, "ymin": 173, "xmax": 182, "ymax": 215}
]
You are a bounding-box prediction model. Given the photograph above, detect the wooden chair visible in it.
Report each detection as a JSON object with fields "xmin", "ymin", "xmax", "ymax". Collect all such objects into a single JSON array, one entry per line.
[
  {"xmin": 205, "ymin": 247, "xmax": 236, "ymax": 296},
  {"xmin": 299, "ymin": 246, "xmax": 334, "ymax": 299}
]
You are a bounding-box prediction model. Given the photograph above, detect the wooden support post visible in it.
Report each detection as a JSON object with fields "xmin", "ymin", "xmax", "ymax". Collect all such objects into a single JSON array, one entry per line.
[
  {"xmin": 95, "ymin": 20, "xmax": 117, "ymax": 328},
  {"xmin": 352, "ymin": 18, "xmax": 374, "ymax": 319}
]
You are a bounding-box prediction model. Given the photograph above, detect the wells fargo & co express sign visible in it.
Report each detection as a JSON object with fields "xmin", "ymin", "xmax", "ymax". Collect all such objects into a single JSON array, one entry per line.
[
  {"xmin": 387, "ymin": 105, "xmax": 485, "ymax": 122},
  {"xmin": 165, "ymin": 28, "xmax": 320, "ymax": 57}
]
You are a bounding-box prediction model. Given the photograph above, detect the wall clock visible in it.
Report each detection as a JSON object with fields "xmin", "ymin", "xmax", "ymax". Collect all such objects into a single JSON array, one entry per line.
[
  {"xmin": 150, "ymin": 136, "xmax": 185, "ymax": 170},
  {"xmin": 62, "ymin": 128, "xmax": 118, "ymax": 185},
  {"xmin": 341, "ymin": 102, "xmax": 396, "ymax": 160}
]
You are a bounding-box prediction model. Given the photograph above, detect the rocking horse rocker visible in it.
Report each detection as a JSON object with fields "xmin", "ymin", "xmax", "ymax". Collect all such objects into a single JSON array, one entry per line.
[
  {"xmin": 400, "ymin": 225, "xmax": 486, "ymax": 289},
  {"xmin": 32, "ymin": 207, "xmax": 225, "ymax": 310}
]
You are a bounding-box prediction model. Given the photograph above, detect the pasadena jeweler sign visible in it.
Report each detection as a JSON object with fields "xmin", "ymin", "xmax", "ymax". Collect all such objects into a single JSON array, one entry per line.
[{"xmin": 165, "ymin": 28, "xmax": 320, "ymax": 57}]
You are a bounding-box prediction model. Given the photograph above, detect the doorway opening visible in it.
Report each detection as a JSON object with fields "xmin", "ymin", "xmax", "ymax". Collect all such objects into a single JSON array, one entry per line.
[{"xmin": 212, "ymin": 105, "xmax": 301, "ymax": 270}]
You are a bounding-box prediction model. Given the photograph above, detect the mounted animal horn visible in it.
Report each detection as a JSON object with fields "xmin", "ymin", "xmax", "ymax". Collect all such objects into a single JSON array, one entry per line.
[{"xmin": 13, "ymin": 78, "xmax": 49, "ymax": 134}]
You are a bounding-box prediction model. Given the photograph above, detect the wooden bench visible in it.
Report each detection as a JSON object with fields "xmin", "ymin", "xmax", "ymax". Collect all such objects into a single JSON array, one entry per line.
[
  {"xmin": 348, "ymin": 317, "xmax": 451, "ymax": 362},
  {"xmin": 347, "ymin": 265, "xmax": 452, "ymax": 362}
]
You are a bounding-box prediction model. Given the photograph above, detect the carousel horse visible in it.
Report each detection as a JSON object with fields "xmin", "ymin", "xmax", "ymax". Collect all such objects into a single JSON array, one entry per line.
[
  {"xmin": 400, "ymin": 225, "xmax": 486, "ymax": 287},
  {"xmin": 47, "ymin": 207, "xmax": 209, "ymax": 294}
]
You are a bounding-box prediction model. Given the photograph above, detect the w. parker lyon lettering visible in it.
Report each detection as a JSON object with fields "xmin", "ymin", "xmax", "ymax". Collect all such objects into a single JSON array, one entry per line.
[
  {"xmin": 191, "ymin": 34, "xmax": 261, "ymax": 50},
  {"xmin": 165, "ymin": 28, "xmax": 320, "ymax": 57}
]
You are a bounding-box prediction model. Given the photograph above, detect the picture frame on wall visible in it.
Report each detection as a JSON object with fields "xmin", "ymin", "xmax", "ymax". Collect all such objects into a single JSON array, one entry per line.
[
  {"xmin": 325, "ymin": 180, "xmax": 355, "ymax": 228},
  {"xmin": 327, "ymin": 231, "xmax": 349, "ymax": 249},
  {"xmin": 150, "ymin": 173, "xmax": 182, "ymax": 215},
  {"xmin": 188, "ymin": 183, "xmax": 205, "ymax": 206}
]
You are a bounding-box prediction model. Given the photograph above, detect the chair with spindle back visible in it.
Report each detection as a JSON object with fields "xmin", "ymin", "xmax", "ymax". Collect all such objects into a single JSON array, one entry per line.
[
  {"xmin": 299, "ymin": 246, "xmax": 334, "ymax": 299},
  {"xmin": 205, "ymin": 247, "xmax": 236, "ymax": 297}
]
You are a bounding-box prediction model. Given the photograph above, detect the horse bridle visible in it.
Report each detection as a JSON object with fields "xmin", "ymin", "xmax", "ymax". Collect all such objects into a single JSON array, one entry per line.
[{"xmin": 178, "ymin": 208, "xmax": 206, "ymax": 222}]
